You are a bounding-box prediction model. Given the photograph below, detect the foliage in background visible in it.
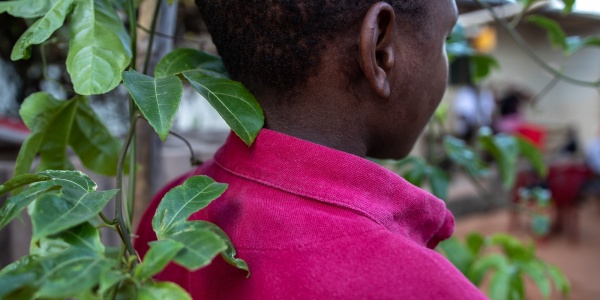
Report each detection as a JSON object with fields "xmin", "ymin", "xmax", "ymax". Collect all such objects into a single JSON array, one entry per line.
[{"xmin": 0, "ymin": 0, "xmax": 598, "ymax": 299}]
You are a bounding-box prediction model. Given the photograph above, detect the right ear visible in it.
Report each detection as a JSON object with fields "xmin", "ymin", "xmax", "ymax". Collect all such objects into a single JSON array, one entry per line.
[{"xmin": 358, "ymin": 2, "xmax": 397, "ymax": 99}]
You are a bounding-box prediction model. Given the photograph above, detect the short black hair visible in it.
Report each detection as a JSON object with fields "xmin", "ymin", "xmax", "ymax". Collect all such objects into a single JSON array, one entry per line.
[{"xmin": 196, "ymin": 1, "xmax": 425, "ymax": 91}]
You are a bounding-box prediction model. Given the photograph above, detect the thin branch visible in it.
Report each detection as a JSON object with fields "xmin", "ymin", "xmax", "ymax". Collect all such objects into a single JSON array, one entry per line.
[
  {"xmin": 137, "ymin": 23, "xmax": 204, "ymax": 44},
  {"xmin": 99, "ymin": 212, "xmax": 116, "ymax": 225},
  {"xmin": 142, "ymin": 0, "xmax": 163, "ymax": 75},
  {"xmin": 126, "ymin": 0, "xmax": 137, "ymax": 70},
  {"xmin": 115, "ymin": 115, "xmax": 141, "ymax": 258},
  {"xmin": 531, "ymin": 73, "xmax": 561, "ymax": 107},
  {"xmin": 168, "ymin": 131, "xmax": 203, "ymax": 166},
  {"xmin": 474, "ymin": 0, "xmax": 600, "ymax": 88}
]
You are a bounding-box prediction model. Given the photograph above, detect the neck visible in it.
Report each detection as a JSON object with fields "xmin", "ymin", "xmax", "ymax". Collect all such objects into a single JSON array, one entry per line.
[{"xmin": 258, "ymin": 89, "xmax": 369, "ymax": 158}]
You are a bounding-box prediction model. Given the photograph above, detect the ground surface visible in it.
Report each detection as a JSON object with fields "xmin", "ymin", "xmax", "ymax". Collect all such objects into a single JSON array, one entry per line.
[{"xmin": 453, "ymin": 199, "xmax": 600, "ymax": 300}]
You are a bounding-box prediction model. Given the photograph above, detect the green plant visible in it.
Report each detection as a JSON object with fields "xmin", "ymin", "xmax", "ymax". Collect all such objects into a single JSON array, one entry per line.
[{"xmin": 0, "ymin": 0, "xmax": 261, "ymax": 298}]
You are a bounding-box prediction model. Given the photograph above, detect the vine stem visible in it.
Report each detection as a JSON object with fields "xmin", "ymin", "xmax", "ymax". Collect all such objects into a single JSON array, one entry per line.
[
  {"xmin": 142, "ymin": 0, "xmax": 163, "ymax": 75},
  {"xmin": 474, "ymin": 0, "xmax": 600, "ymax": 88},
  {"xmin": 169, "ymin": 131, "xmax": 203, "ymax": 166},
  {"xmin": 125, "ymin": 0, "xmax": 139, "ymax": 233},
  {"xmin": 115, "ymin": 114, "xmax": 141, "ymax": 258},
  {"xmin": 137, "ymin": 23, "xmax": 202, "ymax": 43}
]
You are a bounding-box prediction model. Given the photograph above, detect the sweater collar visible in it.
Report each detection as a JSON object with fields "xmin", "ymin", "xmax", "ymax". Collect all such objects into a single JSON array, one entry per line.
[{"xmin": 213, "ymin": 129, "xmax": 454, "ymax": 248}]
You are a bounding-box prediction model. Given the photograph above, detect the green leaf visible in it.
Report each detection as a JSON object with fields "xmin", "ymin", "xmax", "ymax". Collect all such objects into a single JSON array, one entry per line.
[
  {"xmin": 99, "ymin": 270, "xmax": 128, "ymax": 296},
  {"xmin": 122, "ymin": 70, "xmax": 183, "ymax": 141},
  {"xmin": 183, "ymin": 70, "xmax": 264, "ymax": 145},
  {"xmin": 521, "ymin": 261, "xmax": 551, "ymax": 299},
  {"xmin": 444, "ymin": 135, "xmax": 488, "ymax": 177},
  {"xmin": 139, "ymin": 282, "xmax": 191, "ymax": 300},
  {"xmin": 168, "ymin": 228, "xmax": 227, "ymax": 271},
  {"xmin": 488, "ymin": 234, "xmax": 533, "ymax": 261},
  {"xmin": 155, "ymin": 48, "xmax": 227, "ymax": 78},
  {"xmin": 135, "ymin": 239, "xmax": 185, "ymax": 280},
  {"xmin": 509, "ymin": 272, "xmax": 525, "ymax": 300},
  {"xmin": 15, "ymin": 93, "xmax": 123, "ymax": 178},
  {"xmin": 66, "ymin": 0, "xmax": 132, "ymax": 95},
  {"xmin": 0, "ymin": 174, "xmax": 50, "ymax": 197},
  {"xmin": 470, "ymin": 54, "xmax": 500, "ymax": 83},
  {"xmin": 0, "ymin": 183, "xmax": 60, "ymax": 230},
  {"xmin": 152, "ymin": 176, "xmax": 227, "ymax": 239},
  {"xmin": 0, "ymin": 0, "xmax": 60, "ymax": 18},
  {"xmin": 69, "ymin": 96, "xmax": 125, "ymax": 176},
  {"xmin": 477, "ymin": 129, "xmax": 519, "ymax": 189},
  {"xmin": 526, "ymin": 15, "xmax": 567, "ymax": 49},
  {"xmin": 516, "ymin": 136, "xmax": 547, "ymax": 178},
  {"xmin": 560, "ymin": 0, "xmax": 575, "ymax": 13},
  {"xmin": 10, "ymin": 0, "xmax": 74, "ymax": 60},
  {"xmin": 428, "ymin": 167, "xmax": 449, "ymax": 201},
  {"xmin": 547, "ymin": 264, "xmax": 570, "ymax": 296},
  {"xmin": 183, "ymin": 221, "xmax": 250, "ymax": 276},
  {"xmin": 396, "ymin": 156, "xmax": 427, "ymax": 187},
  {"xmin": 466, "ymin": 232, "xmax": 485, "ymax": 257},
  {"xmin": 489, "ymin": 266, "xmax": 511, "ymax": 300},
  {"xmin": 468, "ymin": 254, "xmax": 508, "ymax": 286},
  {"xmin": 0, "ymin": 255, "xmax": 40, "ymax": 299},
  {"xmin": 438, "ymin": 237, "xmax": 474, "ymax": 274},
  {"xmin": 32, "ymin": 189, "xmax": 118, "ymax": 240}
]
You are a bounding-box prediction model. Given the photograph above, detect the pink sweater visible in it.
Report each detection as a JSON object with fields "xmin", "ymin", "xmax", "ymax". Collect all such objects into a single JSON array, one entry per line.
[{"xmin": 135, "ymin": 129, "xmax": 487, "ymax": 299}]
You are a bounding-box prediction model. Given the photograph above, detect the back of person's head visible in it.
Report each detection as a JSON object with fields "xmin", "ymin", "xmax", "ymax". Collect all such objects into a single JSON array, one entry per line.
[{"xmin": 195, "ymin": 1, "xmax": 426, "ymax": 93}]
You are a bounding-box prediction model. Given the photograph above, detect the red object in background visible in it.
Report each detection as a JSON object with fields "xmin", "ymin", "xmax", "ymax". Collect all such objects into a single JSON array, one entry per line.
[
  {"xmin": 547, "ymin": 164, "xmax": 591, "ymax": 208},
  {"xmin": 516, "ymin": 123, "xmax": 545, "ymax": 150}
]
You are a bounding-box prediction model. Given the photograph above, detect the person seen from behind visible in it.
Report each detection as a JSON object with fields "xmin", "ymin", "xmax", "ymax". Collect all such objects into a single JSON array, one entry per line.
[{"xmin": 135, "ymin": 1, "xmax": 488, "ymax": 299}]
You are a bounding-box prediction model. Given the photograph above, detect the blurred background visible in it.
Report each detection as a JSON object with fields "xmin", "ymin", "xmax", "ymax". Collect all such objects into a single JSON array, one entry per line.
[{"xmin": 0, "ymin": 0, "xmax": 598, "ymax": 299}]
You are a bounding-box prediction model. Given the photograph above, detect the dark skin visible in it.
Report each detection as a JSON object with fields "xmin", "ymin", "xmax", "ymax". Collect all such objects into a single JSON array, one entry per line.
[{"xmin": 257, "ymin": 0, "xmax": 458, "ymax": 160}]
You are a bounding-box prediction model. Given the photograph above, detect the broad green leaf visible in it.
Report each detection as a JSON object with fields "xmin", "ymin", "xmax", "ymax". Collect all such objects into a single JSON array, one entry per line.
[
  {"xmin": 428, "ymin": 167, "xmax": 449, "ymax": 201},
  {"xmin": 139, "ymin": 282, "xmax": 191, "ymax": 300},
  {"xmin": 168, "ymin": 228, "xmax": 227, "ymax": 271},
  {"xmin": 396, "ymin": 157, "xmax": 427, "ymax": 187},
  {"xmin": 69, "ymin": 97, "xmax": 124, "ymax": 176},
  {"xmin": 516, "ymin": 136, "xmax": 547, "ymax": 178},
  {"xmin": 489, "ymin": 266, "xmax": 511, "ymax": 300},
  {"xmin": 99, "ymin": 270, "xmax": 128, "ymax": 295},
  {"xmin": 135, "ymin": 239, "xmax": 185, "ymax": 279},
  {"xmin": 477, "ymin": 129, "xmax": 519, "ymax": 189},
  {"xmin": 0, "ymin": 256, "xmax": 41, "ymax": 299},
  {"xmin": 444, "ymin": 135, "xmax": 487, "ymax": 177},
  {"xmin": 122, "ymin": 70, "xmax": 183, "ymax": 141},
  {"xmin": 175, "ymin": 221, "xmax": 250, "ymax": 276},
  {"xmin": 560, "ymin": 0, "xmax": 575, "ymax": 13},
  {"xmin": 509, "ymin": 273, "xmax": 525, "ymax": 300},
  {"xmin": 67, "ymin": 0, "xmax": 132, "ymax": 95},
  {"xmin": 153, "ymin": 176, "xmax": 227, "ymax": 238},
  {"xmin": 466, "ymin": 232, "xmax": 485, "ymax": 256},
  {"xmin": 155, "ymin": 48, "xmax": 227, "ymax": 78},
  {"xmin": 0, "ymin": 0, "xmax": 60, "ymax": 18},
  {"xmin": 488, "ymin": 234, "xmax": 533, "ymax": 261},
  {"xmin": 16, "ymin": 93, "xmax": 123, "ymax": 178},
  {"xmin": 521, "ymin": 261, "xmax": 551, "ymax": 299},
  {"xmin": 468, "ymin": 254, "xmax": 508, "ymax": 286},
  {"xmin": 547, "ymin": 264, "xmax": 570, "ymax": 296},
  {"xmin": 0, "ymin": 174, "xmax": 50, "ymax": 197},
  {"xmin": 0, "ymin": 183, "xmax": 60, "ymax": 230},
  {"xmin": 183, "ymin": 70, "xmax": 264, "ymax": 145},
  {"xmin": 526, "ymin": 15, "xmax": 567, "ymax": 49},
  {"xmin": 470, "ymin": 54, "xmax": 500, "ymax": 83},
  {"xmin": 32, "ymin": 189, "xmax": 118, "ymax": 239},
  {"xmin": 10, "ymin": 0, "xmax": 74, "ymax": 60},
  {"xmin": 438, "ymin": 237, "xmax": 474, "ymax": 274}
]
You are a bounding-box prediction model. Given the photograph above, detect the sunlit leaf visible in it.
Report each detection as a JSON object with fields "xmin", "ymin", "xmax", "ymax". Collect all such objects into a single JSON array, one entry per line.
[
  {"xmin": 155, "ymin": 48, "xmax": 227, "ymax": 78},
  {"xmin": 122, "ymin": 70, "xmax": 183, "ymax": 141},
  {"xmin": 31, "ymin": 189, "xmax": 117, "ymax": 240},
  {"xmin": 468, "ymin": 254, "xmax": 508, "ymax": 286},
  {"xmin": 0, "ymin": 0, "xmax": 60, "ymax": 18},
  {"xmin": 183, "ymin": 70, "xmax": 264, "ymax": 145},
  {"xmin": 135, "ymin": 239, "xmax": 184, "ymax": 279},
  {"xmin": 67, "ymin": 0, "xmax": 132, "ymax": 95},
  {"xmin": 10, "ymin": 0, "xmax": 74, "ymax": 60},
  {"xmin": 152, "ymin": 176, "xmax": 227, "ymax": 239},
  {"xmin": 139, "ymin": 282, "xmax": 191, "ymax": 300}
]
